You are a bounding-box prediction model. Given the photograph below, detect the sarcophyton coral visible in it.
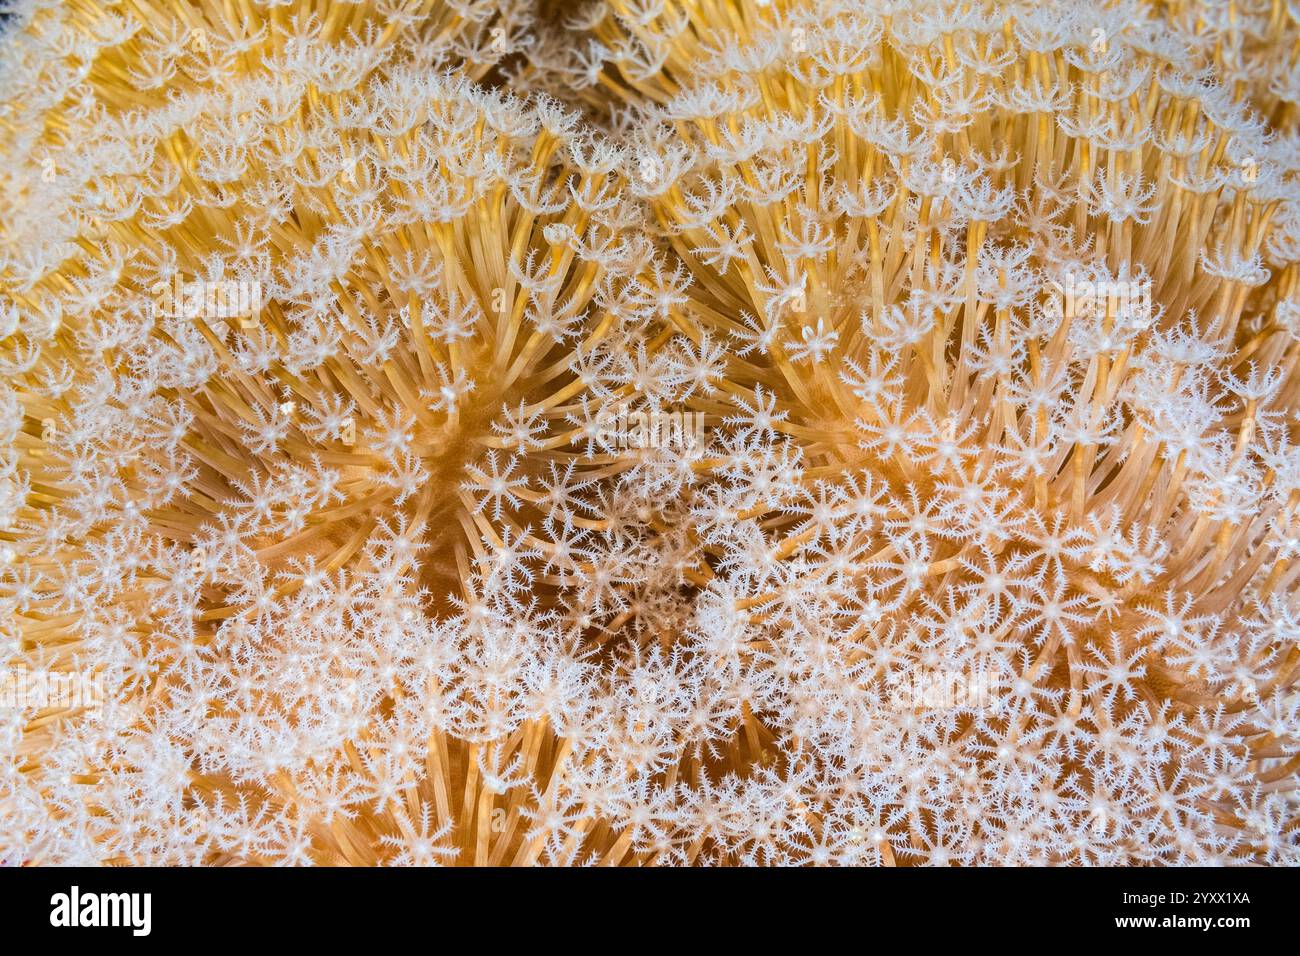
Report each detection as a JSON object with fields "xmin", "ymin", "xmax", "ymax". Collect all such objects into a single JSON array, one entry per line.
[{"xmin": 1, "ymin": 0, "xmax": 1299, "ymax": 866}]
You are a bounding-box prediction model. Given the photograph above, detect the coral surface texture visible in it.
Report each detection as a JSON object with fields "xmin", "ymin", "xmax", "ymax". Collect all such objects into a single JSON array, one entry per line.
[{"xmin": 1, "ymin": 0, "xmax": 1299, "ymax": 866}]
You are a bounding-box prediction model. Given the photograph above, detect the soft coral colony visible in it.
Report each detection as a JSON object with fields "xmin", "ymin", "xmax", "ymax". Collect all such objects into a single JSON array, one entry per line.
[
  {"xmin": 0, "ymin": 0, "xmax": 688, "ymax": 864},
  {"xmin": 0, "ymin": 0, "xmax": 1299, "ymax": 867}
]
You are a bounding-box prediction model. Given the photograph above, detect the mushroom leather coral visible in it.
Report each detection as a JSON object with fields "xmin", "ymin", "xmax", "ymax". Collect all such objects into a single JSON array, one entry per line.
[{"xmin": 1, "ymin": 0, "xmax": 1299, "ymax": 865}]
